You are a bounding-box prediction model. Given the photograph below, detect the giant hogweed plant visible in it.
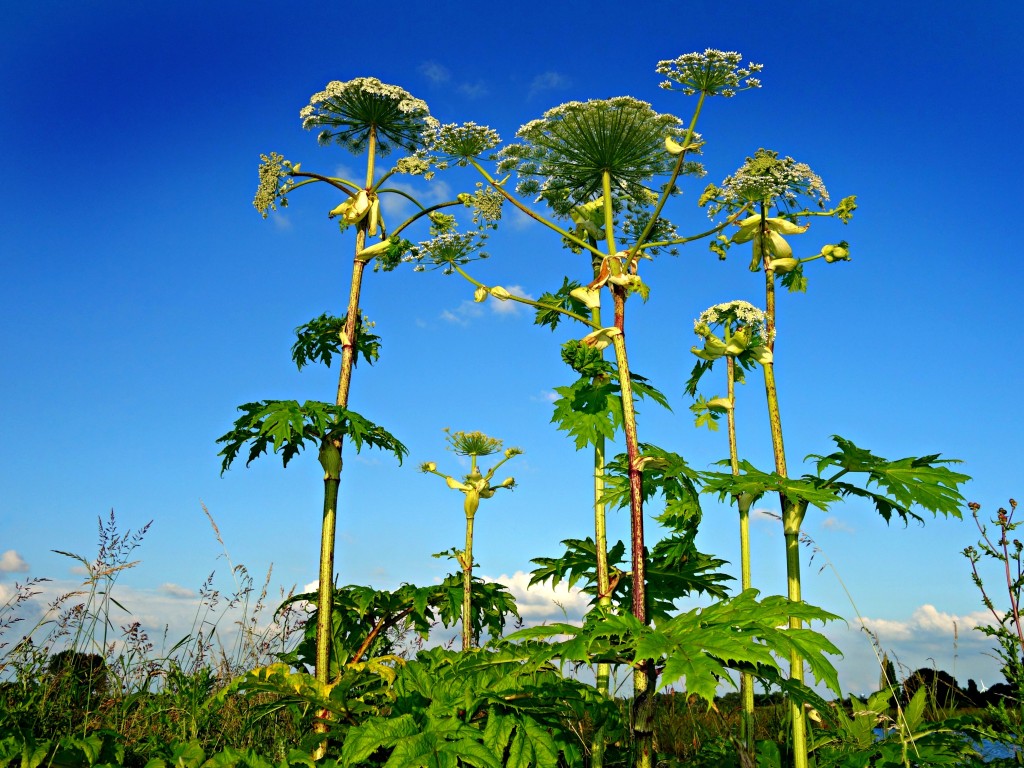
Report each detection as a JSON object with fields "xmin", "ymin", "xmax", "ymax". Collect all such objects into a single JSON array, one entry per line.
[
  {"xmin": 410, "ymin": 51, "xmax": 849, "ymax": 768},
  {"xmin": 692, "ymin": 152, "xmax": 968, "ymax": 768},
  {"xmin": 420, "ymin": 430, "xmax": 520, "ymax": 650},
  {"xmin": 220, "ymin": 77, "xmax": 481, "ymax": 753},
  {"xmin": 687, "ymin": 299, "xmax": 773, "ymax": 747}
]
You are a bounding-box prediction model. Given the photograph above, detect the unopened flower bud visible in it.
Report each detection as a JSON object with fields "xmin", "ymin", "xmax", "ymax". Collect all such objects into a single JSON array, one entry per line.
[
  {"xmin": 355, "ymin": 238, "xmax": 392, "ymax": 262},
  {"xmin": 581, "ymin": 327, "xmax": 622, "ymax": 350},
  {"xmin": 765, "ymin": 231, "xmax": 793, "ymax": 259},
  {"xmin": 490, "ymin": 286, "xmax": 512, "ymax": 301},
  {"xmin": 823, "ymin": 245, "xmax": 849, "ymax": 263},
  {"xmin": 474, "ymin": 286, "xmax": 488, "ymax": 303},
  {"xmin": 725, "ymin": 326, "xmax": 753, "ymax": 355},
  {"xmin": 770, "ymin": 257, "xmax": 799, "ymax": 274},
  {"xmin": 765, "ymin": 217, "xmax": 809, "ymax": 235},
  {"xmin": 328, "ymin": 189, "xmax": 371, "ymax": 224},
  {"xmin": 665, "ymin": 136, "xmax": 686, "ymax": 156},
  {"xmin": 570, "ymin": 286, "xmax": 601, "ymax": 310}
]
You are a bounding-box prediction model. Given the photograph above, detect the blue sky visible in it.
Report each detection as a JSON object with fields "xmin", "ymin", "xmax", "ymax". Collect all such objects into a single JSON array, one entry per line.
[{"xmin": 2, "ymin": 1, "xmax": 1022, "ymax": 695}]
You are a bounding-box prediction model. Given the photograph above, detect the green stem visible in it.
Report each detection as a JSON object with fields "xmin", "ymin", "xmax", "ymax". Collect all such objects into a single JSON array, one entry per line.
[
  {"xmin": 598, "ymin": 168, "xmax": 654, "ymax": 768},
  {"xmin": 451, "ymin": 265, "xmax": 598, "ymax": 328},
  {"xmin": 313, "ymin": 128, "xmax": 379, "ymax": 757},
  {"xmin": 636, "ymin": 204, "xmax": 751, "ymax": 251},
  {"xmin": 289, "ymin": 172, "xmax": 358, "ymax": 195},
  {"xmin": 314, "ymin": 439, "xmax": 341, "ymax": 756},
  {"xmin": 727, "ymin": 357, "xmax": 755, "ymax": 748},
  {"xmin": 463, "ymin": 513, "xmax": 474, "ymax": 651},
  {"xmin": 609, "ymin": 289, "xmax": 653, "ymax": 768},
  {"xmin": 627, "ymin": 91, "xmax": 706, "ymax": 261},
  {"xmin": 759, "ymin": 204, "xmax": 808, "ymax": 768},
  {"xmin": 591, "ymin": 276, "xmax": 610, "ymax": 768}
]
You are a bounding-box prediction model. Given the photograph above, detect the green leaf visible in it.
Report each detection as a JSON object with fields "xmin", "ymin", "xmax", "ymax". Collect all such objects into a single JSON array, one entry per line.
[
  {"xmin": 560, "ymin": 339, "xmax": 613, "ymax": 377},
  {"xmin": 341, "ymin": 714, "xmax": 419, "ymax": 766},
  {"xmin": 217, "ymin": 400, "xmax": 407, "ymax": 472},
  {"xmin": 701, "ymin": 460, "xmax": 842, "ymax": 512},
  {"xmin": 550, "ymin": 377, "xmax": 622, "ymax": 450},
  {"xmin": 534, "ymin": 278, "xmax": 590, "ymax": 330},
  {"xmin": 779, "ymin": 261, "xmax": 808, "ymax": 292},
  {"xmin": 808, "ymin": 435, "xmax": 969, "ymax": 523},
  {"xmin": 291, "ymin": 313, "xmax": 381, "ymax": 370},
  {"xmin": 529, "ymin": 538, "xmax": 627, "ymax": 599},
  {"xmin": 482, "ymin": 705, "xmax": 515, "ymax": 761},
  {"xmin": 603, "ymin": 444, "xmax": 704, "ymax": 526}
]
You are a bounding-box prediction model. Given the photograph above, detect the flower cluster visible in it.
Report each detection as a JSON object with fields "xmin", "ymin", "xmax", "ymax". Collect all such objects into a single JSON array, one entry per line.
[
  {"xmin": 692, "ymin": 300, "xmax": 774, "ymax": 365},
  {"xmin": 428, "ymin": 122, "xmax": 502, "ymax": 169},
  {"xmin": 406, "ymin": 231, "xmax": 489, "ymax": 274},
  {"xmin": 253, "ymin": 152, "xmax": 295, "ymax": 218},
  {"xmin": 394, "ymin": 155, "xmax": 433, "ymax": 179},
  {"xmin": 695, "ymin": 300, "xmax": 773, "ymax": 345},
  {"xmin": 718, "ymin": 149, "xmax": 829, "ymax": 210},
  {"xmin": 446, "ymin": 429, "xmax": 505, "ymax": 458},
  {"xmin": 657, "ymin": 50, "xmax": 763, "ymax": 97},
  {"xmin": 299, "ymin": 77, "xmax": 438, "ymax": 156},
  {"xmin": 462, "ymin": 183, "xmax": 504, "ymax": 228},
  {"xmin": 497, "ymin": 97, "xmax": 685, "ymax": 216}
]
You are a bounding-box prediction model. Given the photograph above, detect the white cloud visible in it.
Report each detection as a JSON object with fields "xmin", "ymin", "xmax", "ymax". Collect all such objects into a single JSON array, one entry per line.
[
  {"xmin": 458, "ymin": 81, "xmax": 489, "ymax": 99},
  {"xmin": 271, "ymin": 213, "xmax": 292, "ymax": 231},
  {"xmin": 159, "ymin": 582, "xmax": 195, "ymax": 599},
  {"xmin": 859, "ymin": 604, "xmax": 994, "ymax": 644},
  {"xmin": 0, "ymin": 550, "xmax": 29, "ymax": 573},
  {"xmin": 486, "ymin": 570, "xmax": 590, "ymax": 623},
  {"xmin": 333, "ymin": 163, "xmax": 359, "ymax": 183},
  {"xmin": 531, "ymin": 390, "xmax": 559, "ymax": 404},
  {"xmin": 419, "ymin": 61, "xmax": 450, "ymax": 85},
  {"xmin": 441, "ymin": 301, "xmax": 484, "ymax": 326},
  {"xmin": 820, "ymin": 516, "xmax": 853, "ymax": 533},
  {"xmin": 529, "ymin": 71, "xmax": 571, "ymax": 99},
  {"xmin": 380, "ymin": 179, "xmax": 452, "ymax": 222}
]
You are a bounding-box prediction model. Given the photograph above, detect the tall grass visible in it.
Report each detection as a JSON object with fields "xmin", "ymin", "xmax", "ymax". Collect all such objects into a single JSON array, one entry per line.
[{"xmin": 0, "ymin": 509, "xmax": 305, "ymax": 764}]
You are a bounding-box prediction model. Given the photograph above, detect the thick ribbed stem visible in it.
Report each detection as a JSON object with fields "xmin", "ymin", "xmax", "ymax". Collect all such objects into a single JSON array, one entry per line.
[
  {"xmin": 609, "ymin": 288, "xmax": 653, "ymax": 768},
  {"xmin": 727, "ymin": 357, "xmax": 755, "ymax": 747},
  {"xmin": 760, "ymin": 206, "xmax": 806, "ymax": 768},
  {"xmin": 312, "ymin": 127, "xmax": 378, "ymax": 759},
  {"xmin": 462, "ymin": 513, "xmax": 475, "ymax": 651},
  {"xmin": 313, "ymin": 440, "xmax": 342, "ymax": 756}
]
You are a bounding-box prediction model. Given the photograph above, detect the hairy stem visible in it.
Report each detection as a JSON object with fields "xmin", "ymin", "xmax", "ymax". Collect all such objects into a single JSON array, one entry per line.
[
  {"xmin": 759, "ymin": 205, "xmax": 807, "ymax": 768},
  {"xmin": 727, "ymin": 356, "xmax": 755, "ymax": 747},
  {"xmin": 609, "ymin": 288, "xmax": 653, "ymax": 768},
  {"xmin": 463, "ymin": 513, "xmax": 475, "ymax": 651},
  {"xmin": 313, "ymin": 127, "xmax": 378, "ymax": 756}
]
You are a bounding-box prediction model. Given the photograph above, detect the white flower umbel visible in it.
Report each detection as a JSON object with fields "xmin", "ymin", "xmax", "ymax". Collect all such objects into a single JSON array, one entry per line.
[
  {"xmin": 720, "ymin": 149, "xmax": 829, "ymax": 210},
  {"xmin": 496, "ymin": 97, "xmax": 689, "ymax": 215},
  {"xmin": 300, "ymin": 77, "xmax": 438, "ymax": 156},
  {"xmin": 428, "ymin": 122, "xmax": 502, "ymax": 169},
  {"xmin": 695, "ymin": 300, "xmax": 774, "ymax": 348},
  {"xmin": 656, "ymin": 50, "xmax": 763, "ymax": 97}
]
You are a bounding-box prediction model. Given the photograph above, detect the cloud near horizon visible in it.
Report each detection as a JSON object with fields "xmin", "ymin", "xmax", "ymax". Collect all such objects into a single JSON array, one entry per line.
[
  {"xmin": 0, "ymin": 550, "xmax": 29, "ymax": 573},
  {"xmin": 486, "ymin": 570, "xmax": 590, "ymax": 624}
]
